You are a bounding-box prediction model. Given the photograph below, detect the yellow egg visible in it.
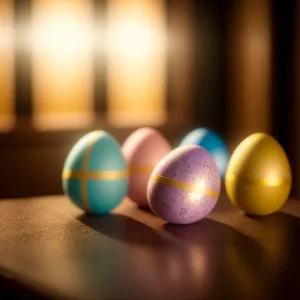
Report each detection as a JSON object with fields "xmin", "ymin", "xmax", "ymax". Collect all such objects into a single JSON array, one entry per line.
[{"xmin": 225, "ymin": 132, "xmax": 292, "ymax": 216}]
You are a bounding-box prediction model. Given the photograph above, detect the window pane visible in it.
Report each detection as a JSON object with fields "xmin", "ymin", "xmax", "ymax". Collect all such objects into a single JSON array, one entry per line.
[
  {"xmin": 107, "ymin": 0, "xmax": 167, "ymax": 127},
  {"xmin": 31, "ymin": 0, "xmax": 94, "ymax": 130},
  {"xmin": 0, "ymin": 0, "xmax": 15, "ymax": 131}
]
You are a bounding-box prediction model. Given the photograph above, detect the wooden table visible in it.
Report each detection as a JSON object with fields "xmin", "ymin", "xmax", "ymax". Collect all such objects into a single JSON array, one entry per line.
[{"xmin": 0, "ymin": 193, "xmax": 300, "ymax": 300}]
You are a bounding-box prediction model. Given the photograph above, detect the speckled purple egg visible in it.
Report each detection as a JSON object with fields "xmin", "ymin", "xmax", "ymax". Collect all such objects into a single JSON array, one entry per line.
[{"xmin": 147, "ymin": 145, "xmax": 221, "ymax": 225}]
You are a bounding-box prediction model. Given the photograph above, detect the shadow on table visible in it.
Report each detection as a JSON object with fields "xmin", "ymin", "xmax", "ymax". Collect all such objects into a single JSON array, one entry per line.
[
  {"xmin": 77, "ymin": 213, "xmax": 265, "ymax": 299},
  {"xmin": 250, "ymin": 210, "xmax": 300, "ymax": 225},
  {"xmin": 0, "ymin": 275, "xmax": 51, "ymax": 300},
  {"xmin": 75, "ymin": 210, "xmax": 300, "ymax": 299},
  {"xmin": 137, "ymin": 204, "xmax": 155, "ymax": 214},
  {"xmin": 77, "ymin": 213, "xmax": 169, "ymax": 248},
  {"xmin": 249, "ymin": 211, "xmax": 300, "ymax": 250}
]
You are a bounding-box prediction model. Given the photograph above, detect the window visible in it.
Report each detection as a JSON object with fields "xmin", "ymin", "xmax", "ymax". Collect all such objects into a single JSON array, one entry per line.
[{"xmin": 0, "ymin": 0, "xmax": 174, "ymax": 132}]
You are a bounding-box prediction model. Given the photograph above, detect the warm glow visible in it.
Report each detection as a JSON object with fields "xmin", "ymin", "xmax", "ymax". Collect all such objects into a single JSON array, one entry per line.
[
  {"xmin": 30, "ymin": 0, "xmax": 94, "ymax": 130},
  {"xmin": 0, "ymin": 0, "xmax": 15, "ymax": 131},
  {"xmin": 108, "ymin": 17, "xmax": 162, "ymax": 59},
  {"xmin": 107, "ymin": 0, "xmax": 167, "ymax": 127},
  {"xmin": 31, "ymin": 11, "xmax": 92, "ymax": 58},
  {"xmin": 189, "ymin": 246, "xmax": 206, "ymax": 280}
]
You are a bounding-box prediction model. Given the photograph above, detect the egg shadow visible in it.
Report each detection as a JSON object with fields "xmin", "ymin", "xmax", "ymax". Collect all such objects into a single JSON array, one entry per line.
[
  {"xmin": 163, "ymin": 218, "xmax": 257, "ymax": 249},
  {"xmin": 163, "ymin": 218, "xmax": 268, "ymax": 266},
  {"xmin": 77, "ymin": 213, "xmax": 170, "ymax": 248},
  {"xmin": 248, "ymin": 211, "xmax": 300, "ymax": 246},
  {"xmin": 137, "ymin": 204, "xmax": 155, "ymax": 214},
  {"xmin": 125, "ymin": 196, "xmax": 156, "ymax": 215},
  {"xmin": 248, "ymin": 210, "xmax": 300, "ymax": 223}
]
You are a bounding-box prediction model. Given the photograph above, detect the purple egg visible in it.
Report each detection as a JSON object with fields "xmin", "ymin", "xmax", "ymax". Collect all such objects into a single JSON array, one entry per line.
[{"xmin": 147, "ymin": 145, "xmax": 221, "ymax": 225}]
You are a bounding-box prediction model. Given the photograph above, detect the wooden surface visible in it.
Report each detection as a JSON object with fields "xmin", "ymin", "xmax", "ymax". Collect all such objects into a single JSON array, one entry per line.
[{"xmin": 0, "ymin": 193, "xmax": 300, "ymax": 300}]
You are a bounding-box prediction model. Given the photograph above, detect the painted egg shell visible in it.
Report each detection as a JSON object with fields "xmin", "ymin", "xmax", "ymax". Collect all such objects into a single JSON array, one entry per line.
[
  {"xmin": 122, "ymin": 127, "xmax": 172, "ymax": 206},
  {"xmin": 180, "ymin": 128, "xmax": 229, "ymax": 178},
  {"xmin": 225, "ymin": 132, "xmax": 292, "ymax": 216},
  {"xmin": 62, "ymin": 130, "xmax": 128, "ymax": 215},
  {"xmin": 147, "ymin": 145, "xmax": 221, "ymax": 224}
]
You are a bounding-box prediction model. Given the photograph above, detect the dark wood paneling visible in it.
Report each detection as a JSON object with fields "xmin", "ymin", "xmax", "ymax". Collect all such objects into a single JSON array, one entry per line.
[
  {"xmin": 192, "ymin": 0, "xmax": 228, "ymax": 138},
  {"xmin": 271, "ymin": 0, "xmax": 296, "ymax": 196},
  {"xmin": 165, "ymin": 0, "xmax": 196, "ymax": 129},
  {"xmin": 93, "ymin": 0, "xmax": 107, "ymax": 114},
  {"xmin": 293, "ymin": 0, "xmax": 300, "ymax": 197}
]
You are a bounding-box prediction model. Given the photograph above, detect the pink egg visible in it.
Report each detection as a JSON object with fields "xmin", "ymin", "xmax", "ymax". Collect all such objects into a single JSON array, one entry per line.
[{"xmin": 122, "ymin": 127, "xmax": 172, "ymax": 206}]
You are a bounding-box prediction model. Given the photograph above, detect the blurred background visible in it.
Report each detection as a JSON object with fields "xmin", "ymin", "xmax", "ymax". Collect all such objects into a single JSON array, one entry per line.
[{"xmin": 0, "ymin": 0, "xmax": 299, "ymax": 199}]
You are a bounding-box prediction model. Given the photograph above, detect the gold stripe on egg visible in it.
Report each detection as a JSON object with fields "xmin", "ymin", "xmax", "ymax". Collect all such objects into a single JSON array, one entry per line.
[
  {"xmin": 226, "ymin": 174, "xmax": 292, "ymax": 187},
  {"xmin": 80, "ymin": 131, "xmax": 101, "ymax": 213},
  {"xmin": 62, "ymin": 169, "xmax": 129, "ymax": 180},
  {"xmin": 129, "ymin": 165, "xmax": 155, "ymax": 175},
  {"xmin": 151, "ymin": 175, "xmax": 220, "ymax": 200}
]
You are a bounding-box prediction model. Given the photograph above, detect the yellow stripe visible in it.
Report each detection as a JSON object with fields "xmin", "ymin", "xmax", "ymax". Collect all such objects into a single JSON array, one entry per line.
[
  {"xmin": 82, "ymin": 132, "xmax": 101, "ymax": 171},
  {"xmin": 62, "ymin": 169, "xmax": 129, "ymax": 180},
  {"xmin": 151, "ymin": 175, "xmax": 220, "ymax": 199},
  {"xmin": 80, "ymin": 132, "xmax": 101, "ymax": 213},
  {"xmin": 129, "ymin": 165, "xmax": 154, "ymax": 175},
  {"xmin": 226, "ymin": 174, "xmax": 291, "ymax": 187}
]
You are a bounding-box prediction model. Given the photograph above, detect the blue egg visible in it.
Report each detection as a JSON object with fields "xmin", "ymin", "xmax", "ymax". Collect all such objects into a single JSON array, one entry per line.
[
  {"xmin": 62, "ymin": 130, "xmax": 128, "ymax": 215},
  {"xmin": 179, "ymin": 128, "xmax": 229, "ymax": 178}
]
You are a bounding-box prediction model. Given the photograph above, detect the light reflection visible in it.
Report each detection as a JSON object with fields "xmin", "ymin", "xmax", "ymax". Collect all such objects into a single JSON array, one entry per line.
[{"xmin": 127, "ymin": 245, "xmax": 208, "ymax": 298}]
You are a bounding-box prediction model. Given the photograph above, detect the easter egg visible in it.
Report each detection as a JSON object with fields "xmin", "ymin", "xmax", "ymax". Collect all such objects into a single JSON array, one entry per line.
[
  {"xmin": 122, "ymin": 127, "xmax": 171, "ymax": 206},
  {"xmin": 62, "ymin": 130, "xmax": 128, "ymax": 215},
  {"xmin": 225, "ymin": 132, "xmax": 292, "ymax": 216},
  {"xmin": 147, "ymin": 145, "xmax": 221, "ymax": 224},
  {"xmin": 180, "ymin": 128, "xmax": 229, "ymax": 178}
]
